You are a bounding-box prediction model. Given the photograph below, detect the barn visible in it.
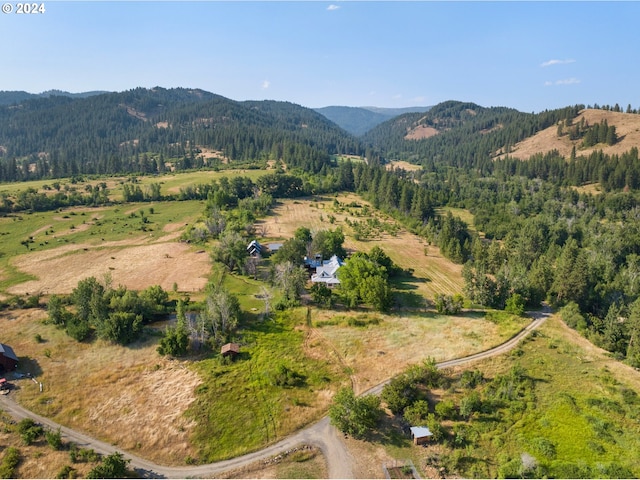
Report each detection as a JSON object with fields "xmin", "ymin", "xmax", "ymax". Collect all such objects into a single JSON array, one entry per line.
[{"xmin": 0, "ymin": 343, "xmax": 18, "ymax": 373}]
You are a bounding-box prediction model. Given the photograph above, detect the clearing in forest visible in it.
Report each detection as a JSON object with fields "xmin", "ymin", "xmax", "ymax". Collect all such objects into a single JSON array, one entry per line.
[{"xmin": 256, "ymin": 193, "xmax": 464, "ymax": 298}]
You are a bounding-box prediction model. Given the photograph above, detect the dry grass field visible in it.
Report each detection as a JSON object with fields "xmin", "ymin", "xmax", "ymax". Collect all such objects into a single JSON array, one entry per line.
[
  {"xmin": 7, "ymin": 233, "xmax": 210, "ymax": 296},
  {"xmin": 310, "ymin": 310, "xmax": 526, "ymax": 395},
  {"xmin": 497, "ymin": 109, "xmax": 640, "ymax": 160},
  {"xmin": 1, "ymin": 308, "xmax": 202, "ymax": 466}
]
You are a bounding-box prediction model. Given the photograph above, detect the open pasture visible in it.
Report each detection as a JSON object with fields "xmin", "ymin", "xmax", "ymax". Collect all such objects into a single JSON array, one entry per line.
[
  {"xmin": 0, "ymin": 200, "xmax": 209, "ymax": 294},
  {"xmin": 311, "ymin": 309, "xmax": 527, "ymax": 395}
]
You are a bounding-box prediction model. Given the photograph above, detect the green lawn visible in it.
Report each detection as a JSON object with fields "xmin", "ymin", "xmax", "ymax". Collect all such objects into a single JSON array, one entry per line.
[{"xmin": 186, "ymin": 308, "xmax": 345, "ymax": 462}]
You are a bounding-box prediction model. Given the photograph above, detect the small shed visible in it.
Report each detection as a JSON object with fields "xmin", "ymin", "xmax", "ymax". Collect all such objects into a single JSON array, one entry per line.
[
  {"xmin": 0, "ymin": 343, "xmax": 18, "ymax": 373},
  {"xmin": 410, "ymin": 426, "xmax": 433, "ymax": 445},
  {"xmin": 221, "ymin": 342, "xmax": 240, "ymax": 358}
]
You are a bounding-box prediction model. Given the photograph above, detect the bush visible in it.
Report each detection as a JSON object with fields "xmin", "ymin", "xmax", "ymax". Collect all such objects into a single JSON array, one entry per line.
[
  {"xmin": 504, "ymin": 293, "xmax": 525, "ymax": 316},
  {"xmin": 435, "ymin": 399, "xmax": 457, "ymax": 420},
  {"xmin": 87, "ymin": 452, "xmax": 130, "ymax": 479},
  {"xmin": 0, "ymin": 447, "xmax": 20, "ymax": 479},
  {"xmin": 55, "ymin": 465, "xmax": 77, "ymax": 479},
  {"xmin": 329, "ymin": 388, "xmax": 382, "ymax": 438},
  {"xmin": 17, "ymin": 418, "xmax": 44, "ymax": 445},
  {"xmin": 45, "ymin": 428, "xmax": 64, "ymax": 450},
  {"xmin": 434, "ymin": 293, "xmax": 463, "ymax": 315},
  {"xmin": 271, "ymin": 364, "xmax": 305, "ymax": 388}
]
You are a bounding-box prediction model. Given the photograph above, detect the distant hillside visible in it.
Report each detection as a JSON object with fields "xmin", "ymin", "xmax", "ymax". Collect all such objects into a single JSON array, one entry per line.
[
  {"xmin": 497, "ymin": 109, "xmax": 640, "ymax": 160},
  {"xmin": 362, "ymin": 100, "xmax": 583, "ymax": 168},
  {"xmin": 0, "ymin": 90, "xmax": 109, "ymax": 105},
  {"xmin": 314, "ymin": 105, "xmax": 431, "ymax": 136},
  {"xmin": 0, "ymin": 87, "xmax": 361, "ymax": 181}
]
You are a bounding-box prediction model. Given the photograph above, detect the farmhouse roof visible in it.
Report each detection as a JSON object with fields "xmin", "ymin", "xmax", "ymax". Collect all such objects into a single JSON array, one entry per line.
[
  {"xmin": 311, "ymin": 255, "xmax": 344, "ymax": 284},
  {"xmin": 247, "ymin": 240, "xmax": 262, "ymax": 255},
  {"xmin": 0, "ymin": 344, "xmax": 18, "ymax": 362},
  {"xmin": 410, "ymin": 426, "xmax": 433, "ymax": 439}
]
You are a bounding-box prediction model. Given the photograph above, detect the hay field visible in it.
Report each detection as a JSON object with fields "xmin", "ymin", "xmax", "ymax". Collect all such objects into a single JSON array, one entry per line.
[
  {"xmin": 7, "ymin": 238, "xmax": 210, "ymax": 295},
  {"xmin": 257, "ymin": 194, "xmax": 464, "ymax": 297}
]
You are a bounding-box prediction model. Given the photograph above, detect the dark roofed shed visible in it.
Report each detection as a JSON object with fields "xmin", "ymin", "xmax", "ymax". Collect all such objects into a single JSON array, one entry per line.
[{"xmin": 0, "ymin": 343, "xmax": 18, "ymax": 373}]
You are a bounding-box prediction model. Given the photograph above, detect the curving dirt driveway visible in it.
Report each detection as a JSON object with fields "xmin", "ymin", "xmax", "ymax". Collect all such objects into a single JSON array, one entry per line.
[{"xmin": 0, "ymin": 308, "xmax": 550, "ymax": 479}]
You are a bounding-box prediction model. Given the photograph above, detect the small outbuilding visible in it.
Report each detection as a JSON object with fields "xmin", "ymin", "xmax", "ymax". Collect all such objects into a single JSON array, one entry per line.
[
  {"xmin": 221, "ymin": 342, "xmax": 240, "ymax": 358},
  {"xmin": 410, "ymin": 426, "xmax": 433, "ymax": 445},
  {"xmin": 247, "ymin": 240, "xmax": 262, "ymax": 257},
  {"xmin": 0, "ymin": 343, "xmax": 18, "ymax": 373}
]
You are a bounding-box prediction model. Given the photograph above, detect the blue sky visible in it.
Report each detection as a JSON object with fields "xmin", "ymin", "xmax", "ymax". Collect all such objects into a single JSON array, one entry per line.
[{"xmin": 1, "ymin": 1, "xmax": 639, "ymax": 112}]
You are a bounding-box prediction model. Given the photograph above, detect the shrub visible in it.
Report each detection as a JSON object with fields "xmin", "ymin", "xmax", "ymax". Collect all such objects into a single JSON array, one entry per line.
[
  {"xmin": 0, "ymin": 447, "xmax": 20, "ymax": 479},
  {"xmin": 435, "ymin": 399, "xmax": 457, "ymax": 420},
  {"xmin": 86, "ymin": 452, "xmax": 130, "ymax": 479},
  {"xmin": 45, "ymin": 428, "xmax": 64, "ymax": 450},
  {"xmin": 55, "ymin": 465, "xmax": 77, "ymax": 479},
  {"xmin": 17, "ymin": 418, "xmax": 44, "ymax": 445}
]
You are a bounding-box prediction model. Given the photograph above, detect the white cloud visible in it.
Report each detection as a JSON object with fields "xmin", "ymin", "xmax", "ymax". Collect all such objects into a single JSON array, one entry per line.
[
  {"xmin": 541, "ymin": 59, "xmax": 576, "ymax": 68},
  {"xmin": 392, "ymin": 93, "xmax": 402, "ymax": 100},
  {"xmin": 544, "ymin": 78, "xmax": 581, "ymax": 86},
  {"xmin": 327, "ymin": 4, "xmax": 340, "ymax": 11},
  {"xmin": 262, "ymin": 80, "xmax": 270, "ymax": 89},
  {"xmin": 412, "ymin": 96, "xmax": 427, "ymax": 103}
]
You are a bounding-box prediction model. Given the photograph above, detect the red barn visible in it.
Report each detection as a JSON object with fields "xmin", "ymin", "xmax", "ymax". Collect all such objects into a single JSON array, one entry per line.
[{"xmin": 0, "ymin": 343, "xmax": 18, "ymax": 373}]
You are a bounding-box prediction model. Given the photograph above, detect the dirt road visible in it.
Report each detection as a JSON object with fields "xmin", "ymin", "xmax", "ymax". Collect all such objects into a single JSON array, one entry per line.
[{"xmin": 0, "ymin": 308, "xmax": 550, "ymax": 479}]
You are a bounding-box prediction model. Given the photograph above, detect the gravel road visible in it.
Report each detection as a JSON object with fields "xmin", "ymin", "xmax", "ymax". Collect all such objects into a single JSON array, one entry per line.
[{"xmin": 0, "ymin": 308, "xmax": 550, "ymax": 478}]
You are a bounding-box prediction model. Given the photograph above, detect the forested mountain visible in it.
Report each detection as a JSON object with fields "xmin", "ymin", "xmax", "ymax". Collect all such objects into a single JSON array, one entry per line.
[
  {"xmin": 363, "ymin": 100, "xmax": 583, "ymax": 170},
  {"xmin": 0, "ymin": 89, "xmax": 108, "ymax": 106},
  {"xmin": 314, "ymin": 105, "xmax": 431, "ymax": 136},
  {"xmin": 0, "ymin": 87, "xmax": 362, "ymax": 181}
]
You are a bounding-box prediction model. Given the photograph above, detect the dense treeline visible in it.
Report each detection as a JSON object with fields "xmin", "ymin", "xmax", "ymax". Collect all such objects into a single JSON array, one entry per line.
[
  {"xmin": 495, "ymin": 147, "xmax": 640, "ymax": 191},
  {"xmin": 0, "ymin": 87, "xmax": 361, "ymax": 182}
]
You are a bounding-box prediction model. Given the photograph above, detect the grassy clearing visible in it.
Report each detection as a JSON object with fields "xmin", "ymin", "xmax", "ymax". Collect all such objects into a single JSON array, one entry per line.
[
  {"xmin": 346, "ymin": 314, "xmax": 640, "ymax": 478},
  {"xmin": 311, "ymin": 308, "xmax": 528, "ymax": 395},
  {"xmin": 0, "ymin": 168, "xmax": 269, "ymax": 202},
  {"xmin": 0, "ymin": 200, "xmax": 206, "ymax": 293},
  {"xmin": 186, "ymin": 308, "xmax": 345, "ymax": 463},
  {"xmin": 256, "ymin": 194, "xmax": 464, "ymax": 298},
  {"xmin": 2, "ymin": 308, "xmax": 201, "ymax": 465}
]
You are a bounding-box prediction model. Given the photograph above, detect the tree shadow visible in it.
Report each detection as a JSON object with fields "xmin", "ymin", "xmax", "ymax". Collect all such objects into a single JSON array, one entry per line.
[
  {"xmin": 16, "ymin": 356, "xmax": 43, "ymax": 378},
  {"xmin": 365, "ymin": 413, "xmax": 413, "ymax": 448}
]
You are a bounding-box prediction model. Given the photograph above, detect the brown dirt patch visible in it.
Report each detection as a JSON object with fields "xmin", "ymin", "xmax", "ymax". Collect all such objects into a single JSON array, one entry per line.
[
  {"xmin": 497, "ymin": 109, "xmax": 640, "ymax": 160},
  {"xmin": 405, "ymin": 125, "xmax": 439, "ymax": 140},
  {"xmin": 7, "ymin": 240, "xmax": 210, "ymax": 295}
]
